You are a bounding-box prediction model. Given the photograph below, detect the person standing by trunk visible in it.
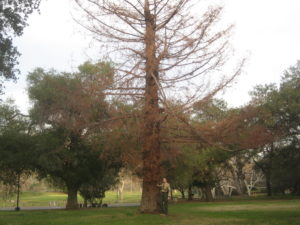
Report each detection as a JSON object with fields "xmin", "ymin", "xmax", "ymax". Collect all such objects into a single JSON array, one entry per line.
[{"xmin": 158, "ymin": 178, "xmax": 171, "ymax": 215}]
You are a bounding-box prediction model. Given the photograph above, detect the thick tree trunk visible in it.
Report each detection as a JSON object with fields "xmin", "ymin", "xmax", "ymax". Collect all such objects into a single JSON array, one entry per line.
[
  {"xmin": 293, "ymin": 181, "xmax": 300, "ymax": 195},
  {"xmin": 180, "ymin": 188, "xmax": 185, "ymax": 199},
  {"xmin": 204, "ymin": 184, "xmax": 213, "ymax": 202},
  {"xmin": 15, "ymin": 173, "xmax": 21, "ymax": 211},
  {"xmin": 266, "ymin": 144, "xmax": 274, "ymax": 197},
  {"xmin": 188, "ymin": 185, "xmax": 193, "ymax": 201},
  {"xmin": 140, "ymin": 182, "xmax": 161, "ymax": 213},
  {"xmin": 140, "ymin": 1, "xmax": 161, "ymax": 213},
  {"xmin": 265, "ymin": 172, "xmax": 272, "ymax": 196},
  {"xmin": 117, "ymin": 180, "xmax": 125, "ymax": 202},
  {"xmin": 66, "ymin": 185, "xmax": 79, "ymax": 210},
  {"xmin": 230, "ymin": 168, "xmax": 244, "ymax": 195},
  {"xmin": 83, "ymin": 198, "xmax": 88, "ymax": 208}
]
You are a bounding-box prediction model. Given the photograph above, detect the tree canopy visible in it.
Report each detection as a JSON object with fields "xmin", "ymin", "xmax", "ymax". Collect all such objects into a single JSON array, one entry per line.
[
  {"xmin": 27, "ymin": 61, "xmax": 122, "ymax": 209},
  {"xmin": 0, "ymin": 0, "xmax": 41, "ymax": 90}
]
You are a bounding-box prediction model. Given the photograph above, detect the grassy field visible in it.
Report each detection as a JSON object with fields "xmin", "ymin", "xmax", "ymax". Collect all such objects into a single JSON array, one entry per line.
[
  {"xmin": 0, "ymin": 199, "xmax": 300, "ymax": 225},
  {"xmin": 0, "ymin": 191, "xmax": 142, "ymax": 208}
]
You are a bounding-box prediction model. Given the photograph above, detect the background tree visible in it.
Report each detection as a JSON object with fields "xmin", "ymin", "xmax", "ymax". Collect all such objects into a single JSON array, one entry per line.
[
  {"xmin": 75, "ymin": 0, "xmax": 244, "ymax": 213},
  {"xmin": 165, "ymin": 96, "xmax": 276, "ymax": 200},
  {"xmin": 79, "ymin": 167, "xmax": 119, "ymax": 207},
  {"xmin": 251, "ymin": 61, "xmax": 300, "ymax": 195},
  {"xmin": 35, "ymin": 128, "xmax": 121, "ymax": 209},
  {"xmin": 272, "ymin": 62, "xmax": 300, "ymax": 194},
  {"xmin": 248, "ymin": 84, "xmax": 278, "ymax": 196},
  {"xmin": 0, "ymin": 0, "xmax": 41, "ymax": 91},
  {"xmin": 163, "ymin": 99, "xmax": 233, "ymax": 201},
  {"xmin": 27, "ymin": 61, "xmax": 122, "ymax": 209},
  {"xmin": 0, "ymin": 101, "xmax": 36, "ymax": 210}
]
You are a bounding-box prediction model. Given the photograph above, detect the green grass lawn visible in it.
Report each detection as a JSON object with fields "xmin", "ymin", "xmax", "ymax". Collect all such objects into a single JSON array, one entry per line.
[
  {"xmin": 1, "ymin": 199, "xmax": 300, "ymax": 225},
  {"xmin": 0, "ymin": 191, "xmax": 142, "ymax": 208}
]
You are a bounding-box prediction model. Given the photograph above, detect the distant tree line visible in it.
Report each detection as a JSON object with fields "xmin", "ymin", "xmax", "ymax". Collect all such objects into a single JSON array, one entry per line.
[{"xmin": 1, "ymin": 61, "xmax": 300, "ymax": 210}]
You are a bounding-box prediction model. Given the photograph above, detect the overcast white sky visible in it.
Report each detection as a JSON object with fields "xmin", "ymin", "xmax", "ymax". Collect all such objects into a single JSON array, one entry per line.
[{"xmin": 3, "ymin": 0, "xmax": 300, "ymax": 113}]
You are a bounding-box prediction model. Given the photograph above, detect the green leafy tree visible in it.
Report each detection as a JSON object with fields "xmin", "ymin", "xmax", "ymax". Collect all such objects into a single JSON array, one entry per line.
[
  {"xmin": 164, "ymin": 99, "xmax": 233, "ymax": 201},
  {"xmin": 27, "ymin": 61, "xmax": 122, "ymax": 209},
  {"xmin": 251, "ymin": 61, "xmax": 300, "ymax": 195},
  {"xmin": 79, "ymin": 167, "xmax": 119, "ymax": 207},
  {"xmin": 0, "ymin": 102, "xmax": 36, "ymax": 209},
  {"xmin": 35, "ymin": 128, "xmax": 121, "ymax": 209},
  {"xmin": 0, "ymin": 0, "xmax": 41, "ymax": 89},
  {"xmin": 270, "ymin": 62, "xmax": 300, "ymax": 194}
]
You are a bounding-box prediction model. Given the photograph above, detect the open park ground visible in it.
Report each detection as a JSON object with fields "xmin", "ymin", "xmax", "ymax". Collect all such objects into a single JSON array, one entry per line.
[
  {"xmin": 0, "ymin": 191, "xmax": 142, "ymax": 208},
  {"xmin": 1, "ymin": 198, "xmax": 300, "ymax": 225}
]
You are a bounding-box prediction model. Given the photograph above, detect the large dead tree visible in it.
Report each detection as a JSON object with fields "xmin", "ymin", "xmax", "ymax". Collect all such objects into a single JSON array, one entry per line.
[{"xmin": 74, "ymin": 0, "xmax": 243, "ymax": 213}]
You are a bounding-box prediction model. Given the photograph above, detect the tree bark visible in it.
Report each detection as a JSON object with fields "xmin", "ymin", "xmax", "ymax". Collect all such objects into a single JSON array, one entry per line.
[
  {"xmin": 83, "ymin": 198, "xmax": 88, "ymax": 208},
  {"xmin": 117, "ymin": 180, "xmax": 125, "ymax": 202},
  {"xmin": 265, "ymin": 172, "xmax": 272, "ymax": 196},
  {"xmin": 188, "ymin": 185, "xmax": 193, "ymax": 201},
  {"xmin": 266, "ymin": 144, "xmax": 274, "ymax": 197},
  {"xmin": 15, "ymin": 173, "xmax": 21, "ymax": 211},
  {"xmin": 180, "ymin": 188, "xmax": 185, "ymax": 199},
  {"xmin": 230, "ymin": 167, "xmax": 244, "ymax": 195},
  {"xmin": 204, "ymin": 184, "xmax": 213, "ymax": 202},
  {"xmin": 140, "ymin": 1, "xmax": 161, "ymax": 213},
  {"xmin": 66, "ymin": 185, "xmax": 79, "ymax": 210},
  {"xmin": 293, "ymin": 181, "xmax": 300, "ymax": 195},
  {"xmin": 140, "ymin": 181, "xmax": 161, "ymax": 213}
]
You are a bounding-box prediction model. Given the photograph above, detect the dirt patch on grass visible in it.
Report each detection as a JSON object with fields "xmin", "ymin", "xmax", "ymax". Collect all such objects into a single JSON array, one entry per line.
[
  {"xmin": 198, "ymin": 203, "xmax": 300, "ymax": 212},
  {"xmin": 175, "ymin": 217, "xmax": 244, "ymax": 225}
]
